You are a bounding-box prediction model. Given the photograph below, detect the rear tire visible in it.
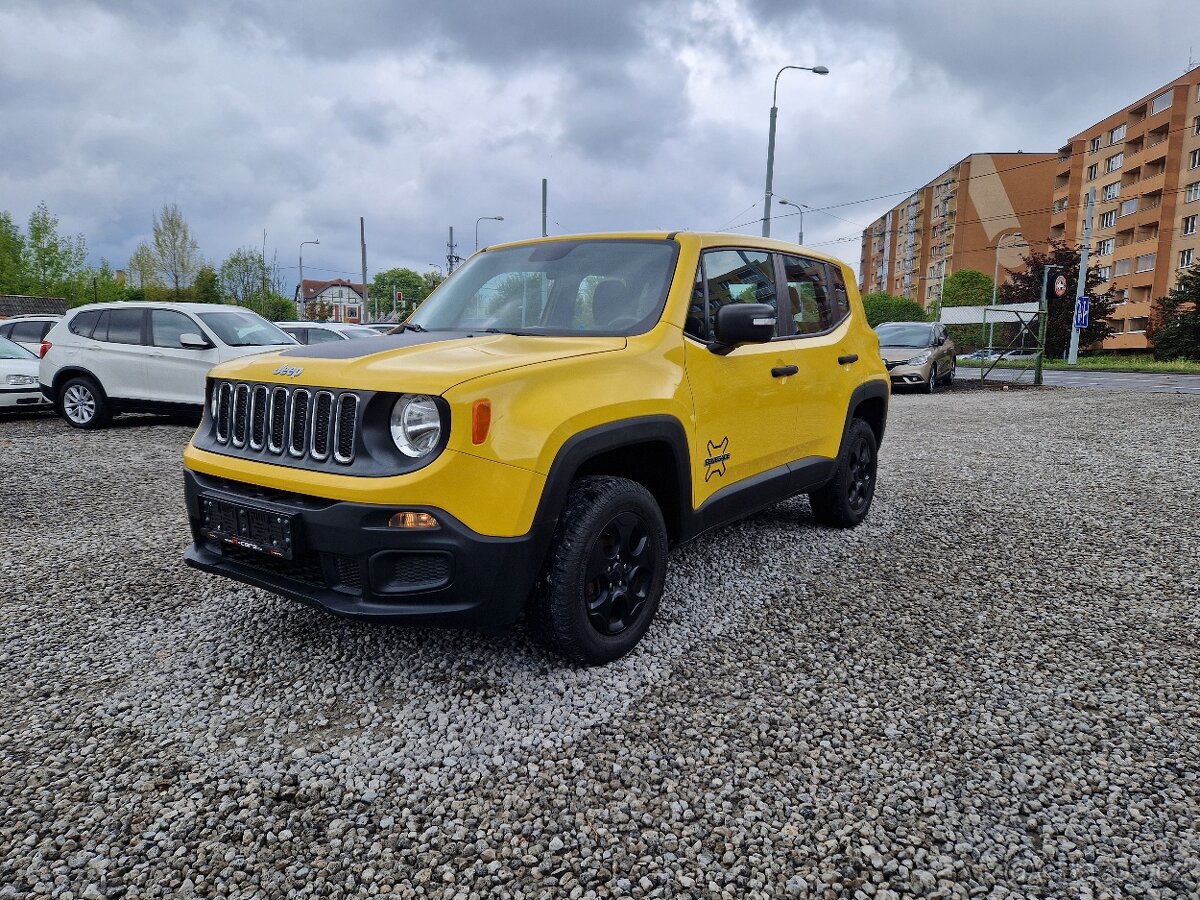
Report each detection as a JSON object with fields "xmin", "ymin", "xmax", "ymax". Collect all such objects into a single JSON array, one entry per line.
[
  {"xmin": 808, "ymin": 418, "xmax": 878, "ymax": 528},
  {"xmin": 942, "ymin": 360, "xmax": 956, "ymax": 386},
  {"xmin": 533, "ymin": 476, "xmax": 668, "ymax": 665},
  {"xmin": 57, "ymin": 376, "xmax": 111, "ymax": 429}
]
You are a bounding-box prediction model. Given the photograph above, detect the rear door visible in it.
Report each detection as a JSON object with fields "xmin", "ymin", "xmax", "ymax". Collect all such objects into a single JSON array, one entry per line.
[
  {"xmin": 89, "ymin": 307, "xmax": 149, "ymax": 400},
  {"xmin": 146, "ymin": 308, "xmax": 222, "ymax": 405}
]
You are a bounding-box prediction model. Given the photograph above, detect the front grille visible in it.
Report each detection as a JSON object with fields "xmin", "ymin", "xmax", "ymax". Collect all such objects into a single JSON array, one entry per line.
[
  {"xmin": 211, "ymin": 380, "xmax": 360, "ymax": 466},
  {"xmin": 213, "ymin": 541, "xmax": 363, "ymax": 595}
]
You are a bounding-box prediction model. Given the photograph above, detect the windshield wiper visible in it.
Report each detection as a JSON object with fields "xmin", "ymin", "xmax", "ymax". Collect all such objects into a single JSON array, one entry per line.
[{"xmin": 398, "ymin": 322, "xmax": 427, "ymax": 333}]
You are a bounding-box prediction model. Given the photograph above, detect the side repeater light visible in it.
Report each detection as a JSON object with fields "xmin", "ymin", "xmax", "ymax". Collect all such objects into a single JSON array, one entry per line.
[{"xmin": 472, "ymin": 399, "xmax": 491, "ymax": 445}]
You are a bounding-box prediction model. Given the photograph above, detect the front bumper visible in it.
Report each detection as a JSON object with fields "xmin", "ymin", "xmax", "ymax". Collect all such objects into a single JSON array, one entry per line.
[
  {"xmin": 182, "ymin": 469, "xmax": 553, "ymax": 628},
  {"xmin": 885, "ymin": 361, "xmax": 933, "ymax": 387},
  {"xmin": 0, "ymin": 385, "xmax": 51, "ymax": 408}
]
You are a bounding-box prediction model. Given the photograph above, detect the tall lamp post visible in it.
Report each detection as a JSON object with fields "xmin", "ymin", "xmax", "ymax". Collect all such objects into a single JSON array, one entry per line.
[
  {"xmin": 990, "ymin": 231, "xmax": 1025, "ymax": 351},
  {"xmin": 298, "ymin": 239, "xmax": 319, "ymax": 319},
  {"xmin": 762, "ymin": 64, "xmax": 829, "ymax": 238},
  {"xmin": 475, "ymin": 216, "xmax": 505, "ymax": 252},
  {"xmin": 774, "ymin": 197, "xmax": 810, "ymax": 244}
]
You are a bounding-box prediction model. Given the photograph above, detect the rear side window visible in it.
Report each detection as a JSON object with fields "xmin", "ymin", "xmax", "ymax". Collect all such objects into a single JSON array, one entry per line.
[
  {"xmin": 104, "ymin": 308, "xmax": 145, "ymax": 345},
  {"xmin": 0, "ymin": 324, "xmax": 11, "ymax": 338},
  {"xmin": 69, "ymin": 310, "xmax": 102, "ymax": 337},
  {"xmin": 9, "ymin": 321, "xmax": 50, "ymax": 342},
  {"xmin": 780, "ymin": 255, "xmax": 841, "ymax": 336}
]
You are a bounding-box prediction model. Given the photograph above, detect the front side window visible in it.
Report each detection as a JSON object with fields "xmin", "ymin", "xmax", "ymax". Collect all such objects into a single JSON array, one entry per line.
[
  {"xmin": 197, "ymin": 310, "xmax": 293, "ymax": 347},
  {"xmin": 409, "ymin": 240, "xmax": 678, "ymax": 337},
  {"xmin": 696, "ymin": 248, "xmax": 778, "ymax": 340},
  {"xmin": 151, "ymin": 309, "xmax": 200, "ymax": 348}
]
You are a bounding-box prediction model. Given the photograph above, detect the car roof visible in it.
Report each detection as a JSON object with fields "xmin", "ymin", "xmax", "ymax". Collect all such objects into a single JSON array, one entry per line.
[
  {"xmin": 2, "ymin": 313, "xmax": 61, "ymax": 320},
  {"xmin": 65, "ymin": 302, "xmax": 265, "ymax": 313},
  {"xmin": 479, "ymin": 231, "xmax": 847, "ymax": 265}
]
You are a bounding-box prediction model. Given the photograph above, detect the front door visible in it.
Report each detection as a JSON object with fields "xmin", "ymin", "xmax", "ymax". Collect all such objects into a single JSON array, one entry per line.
[{"xmin": 147, "ymin": 308, "xmax": 221, "ymax": 405}]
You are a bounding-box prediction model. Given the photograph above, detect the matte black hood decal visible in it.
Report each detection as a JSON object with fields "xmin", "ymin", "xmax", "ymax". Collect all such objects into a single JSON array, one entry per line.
[{"xmin": 278, "ymin": 330, "xmax": 471, "ymax": 360}]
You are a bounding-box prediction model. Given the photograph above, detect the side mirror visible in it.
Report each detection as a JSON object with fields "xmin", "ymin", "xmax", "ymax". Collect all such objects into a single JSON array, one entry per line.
[
  {"xmin": 179, "ymin": 332, "xmax": 211, "ymax": 350},
  {"xmin": 710, "ymin": 303, "xmax": 775, "ymax": 355},
  {"xmin": 937, "ymin": 334, "xmax": 947, "ymax": 346}
]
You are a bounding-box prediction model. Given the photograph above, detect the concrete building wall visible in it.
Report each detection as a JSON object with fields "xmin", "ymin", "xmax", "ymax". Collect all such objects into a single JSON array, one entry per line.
[{"xmin": 1050, "ymin": 72, "xmax": 1200, "ymax": 351}]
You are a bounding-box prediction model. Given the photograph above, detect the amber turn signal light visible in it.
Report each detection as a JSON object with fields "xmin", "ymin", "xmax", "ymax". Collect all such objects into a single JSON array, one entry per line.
[
  {"xmin": 388, "ymin": 511, "xmax": 439, "ymax": 529},
  {"xmin": 472, "ymin": 399, "xmax": 491, "ymax": 445}
]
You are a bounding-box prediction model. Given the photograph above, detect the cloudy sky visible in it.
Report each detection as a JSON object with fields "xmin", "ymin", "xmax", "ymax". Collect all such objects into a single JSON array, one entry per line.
[{"xmin": 2, "ymin": 0, "xmax": 1196, "ymax": 288}]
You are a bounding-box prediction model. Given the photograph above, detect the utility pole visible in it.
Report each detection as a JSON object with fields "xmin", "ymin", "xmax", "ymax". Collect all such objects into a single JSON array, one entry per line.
[
  {"xmin": 1034, "ymin": 265, "xmax": 1059, "ymax": 386},
  {"xmin": 447, "ymin": 226, "xmax": 458, "ymax": 274},
  {"xmin": 1068, "ymin": 189, "xmax": 1095, "ymax": 365},
  {"xmin": 360, "ymin": 217, "xmax": 369, "ymax": 322},
  {"xmin": 541, "ymin": 179, "xmax": 548, "ymax": 237}
]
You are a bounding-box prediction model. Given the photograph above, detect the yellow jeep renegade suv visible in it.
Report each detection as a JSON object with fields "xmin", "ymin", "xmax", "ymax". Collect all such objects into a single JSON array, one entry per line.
[{"xmin": 182, "ymin": 232, "xmax": 888, "ymax": 663}]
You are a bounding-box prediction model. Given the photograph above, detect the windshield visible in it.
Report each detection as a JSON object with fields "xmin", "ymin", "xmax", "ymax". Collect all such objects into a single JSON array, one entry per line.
[
  {"xmin": 874, "ymin": 323, "xmax": 933, "ymax": 348},
  {"xmin": 197, "ymin": 310, "xmax": 295, "ymax": 347},
  {"xmin": 409, "ymin": 239, "xmax": 678, "ymax": 336},
  {"xmin": 0, "ymin": 335, "xmax": 36, "ymax": 359}
]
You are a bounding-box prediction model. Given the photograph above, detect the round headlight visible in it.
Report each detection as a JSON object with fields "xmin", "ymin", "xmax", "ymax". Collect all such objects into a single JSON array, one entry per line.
[{"xmin": 390, "ymin": 394, "xmax": 442, "ymax": 457}]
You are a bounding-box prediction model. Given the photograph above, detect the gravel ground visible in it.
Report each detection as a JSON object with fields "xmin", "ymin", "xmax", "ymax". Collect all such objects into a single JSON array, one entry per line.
[{"xmin": 2, "ymin": 389, "xmax": 1198, "ymax": 899}]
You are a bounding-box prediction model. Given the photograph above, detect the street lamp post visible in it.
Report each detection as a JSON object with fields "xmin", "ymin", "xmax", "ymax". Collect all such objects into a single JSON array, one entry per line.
[
  {"xmin": 299, "ymin": 239, "xmax": 319, "ymax": 319},
  {"xmin": 989, "ymin": 231, "xmax": 1025, "ymax": 351},
  {"xmin": 762, "ymin": 64, "xmax": 829, "ymax": 238},
  {"xmin": 427, "ymin": 263, "xmax": 444, "ymax": 276},
  {"xmin": 476, "ymin": 216, "xmax": 505, "ymax": 252},
  {"xmin": 774, "ymin": 197, "xmax": 809, "ymax": 244}
]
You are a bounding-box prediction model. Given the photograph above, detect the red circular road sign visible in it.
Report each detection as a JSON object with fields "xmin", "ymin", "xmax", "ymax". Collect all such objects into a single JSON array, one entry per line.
[{"xmin": 1054, "ymin": 275, "xmax": 1068, "ymax": 297}]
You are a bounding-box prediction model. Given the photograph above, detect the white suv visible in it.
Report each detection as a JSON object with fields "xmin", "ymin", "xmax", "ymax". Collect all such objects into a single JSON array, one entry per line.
[
  {"xmin": 0, "ymin": 315, "xmax": 61, "ymax": 355},
  {"xmin": 39, "ymin": 302, "xmax": 296, "ymax": 428}
]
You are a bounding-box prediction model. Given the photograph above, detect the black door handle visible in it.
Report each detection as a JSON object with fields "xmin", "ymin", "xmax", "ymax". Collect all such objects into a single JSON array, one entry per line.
[
  {"xmin": 771, "ymin": 365, "xmax": 799, "ymax": 378},
  {"xmin": 838, "ymin": 354, "xmax": 859, "ymax": 365}
]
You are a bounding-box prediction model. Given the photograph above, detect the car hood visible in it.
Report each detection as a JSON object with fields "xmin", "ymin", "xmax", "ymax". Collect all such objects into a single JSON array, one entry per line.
[
  {"xmin": 0, "ymin": 357, "xmax": 39, "ymax": 377},
  {"xmin": 878, "ymin": 346, "xmax": 933, "ymax": 364},
  {"xmin": 207, "ymin": 331, "xmax": 628, "ymax": 394}
]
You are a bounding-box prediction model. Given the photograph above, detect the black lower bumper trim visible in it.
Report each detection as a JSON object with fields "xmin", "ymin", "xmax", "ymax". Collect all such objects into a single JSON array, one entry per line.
[{"xmin": 183, "ymin": 469, "xmax": 552, "ymax": 628}]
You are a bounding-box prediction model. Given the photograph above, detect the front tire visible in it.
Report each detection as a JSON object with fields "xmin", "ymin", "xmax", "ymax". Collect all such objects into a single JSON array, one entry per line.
[
  {"xmin": 808, "ymin": 418, "xmax": 878, "ymax": 528},
  {"xmin": 58, "ymin": 376, "xmax": 111, "ymax": 429},
  {"xmin": 534, "ymin": 476, "xmax": 668, "ymax": 665},
  {"xmin": 942, "ymin": 359, "xmax": 956, "ymax": 386}
]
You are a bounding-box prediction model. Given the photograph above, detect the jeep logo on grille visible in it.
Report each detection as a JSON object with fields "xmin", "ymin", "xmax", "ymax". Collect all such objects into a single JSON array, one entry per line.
[{"xmin": 273, "ymin": 365, "xmax": 304, "ymax": 378}]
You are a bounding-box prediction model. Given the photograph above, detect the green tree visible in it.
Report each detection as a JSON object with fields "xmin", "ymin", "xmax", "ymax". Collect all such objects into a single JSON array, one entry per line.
[
  {"xmin": 940, "ymin": 268, "xmax": 994, "ymax": 352},
  {"xmin": 193, "ymin": 264, "xmax": 221, "ymax": 304},
  {"xmin": 152, "ymin": 203, "xmax": 201, "ymax": 298},
  {"xmin": 70, "ymin": 260, "xmax": 128, "ymax": 308},
  {"xmin": 249, "ymin": 294, "xmax": 299, "ymax": 322},
  {"xmin": 128, "ymin": 241, "xmax": 163, "ymax": 294},
  {"xmin": 21, "ymin": 202, "xmax": 87, "ymax": 298},
  {"xmin": 1147, "ymin": 266, "xmax": 1200, "ymax": 361},
  {"xmin": 370, "ymin": 267, "xmax": 433, "ymax": 319},
  {"xmin": 307, "ymin": 299, "xmax": 334, "ymax": 322},
  {"xmin": 861, "ymin": 292, "xmax": 928, "ymax": 328},
  {"xmin": 997, "ymin": 239, "xmax": 1117, "ymax": 356},
  {"xmin": 0, "ymin": 211, "xmax": 24, "ymax": 293},
  {"xmin": 219, "ymin": 247, "xmax": 273, "ymax": 306}
]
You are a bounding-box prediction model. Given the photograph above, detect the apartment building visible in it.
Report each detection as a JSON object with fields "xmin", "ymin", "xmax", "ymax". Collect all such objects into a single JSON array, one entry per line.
[
  {"xmin": 1050, "ymin": 71, "xmax": 1200, "ymax": 350},
  {"xmin": 860, "ymin": 152, "xmax": 1057, "ymax": 309}
]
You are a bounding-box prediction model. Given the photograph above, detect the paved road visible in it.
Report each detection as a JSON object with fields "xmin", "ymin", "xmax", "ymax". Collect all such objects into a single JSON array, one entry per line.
[{"xmin": 963, "ymin": 365, "xmax": 1200, "ymax": 393}]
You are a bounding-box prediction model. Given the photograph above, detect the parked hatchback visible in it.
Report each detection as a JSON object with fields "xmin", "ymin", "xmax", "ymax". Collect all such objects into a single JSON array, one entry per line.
[
  {"xmin": 40, "ymin": 302, "xmax": 296, "ymax": 428},
  {"xmin": 874, "ymin": 321, "xmax": 955, "ymax": 392},
  {"xmin": 0, "ymin": 315, "xmax": 61, "ymax": 355},
  {"xmin": 0, "ymin": 336, "xmax": 51, "ymax": 411},
  {"xmin": 276, "ymin": 321, "xmax": 380, "ymax": 344}
]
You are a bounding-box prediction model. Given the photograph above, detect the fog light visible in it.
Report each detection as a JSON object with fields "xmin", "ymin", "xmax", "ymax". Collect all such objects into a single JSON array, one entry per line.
[{"xmin": 388, "ymin": 511, "xmax": 439, "ymax": 529}]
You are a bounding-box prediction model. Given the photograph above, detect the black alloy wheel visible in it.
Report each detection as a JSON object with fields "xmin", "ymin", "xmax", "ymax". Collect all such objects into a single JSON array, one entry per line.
[
  {"xmin": 808, "ymin": 418, "xmax": 879, "ymax": 528},
  {"xmin": 534, "ymin": 476, "xmax": 668, "ymax": 665}
]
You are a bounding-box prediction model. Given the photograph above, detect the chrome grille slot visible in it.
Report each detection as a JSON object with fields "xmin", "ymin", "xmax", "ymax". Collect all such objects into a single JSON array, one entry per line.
[
  {"xmin": 268, "ymin": 387, "xmax": 288, "ymax": 453},
  {"xmin": 231, "ymin": 384, "xmax": 250, "ymax": 447},
  {"xmin": 310, "ymin": 391, "xmax": 334, "ymax": 461},
  {"xmin": 209, "ymin": 380, "xmax": 362, "ymax": 470},
  {"xmin": 288, "ymin": 389, "xmax": 311, "ymax": 457},
  {"xmin": 334, "ymin": 394, "xmax": 358, "ymax": 464},
  {"xmin": 249, "ymin": 386, "xmax": 268, "ymax": 450},
  {"xmin": 215, "ymin": 383, "xmax": 233, "ymax": 444}
]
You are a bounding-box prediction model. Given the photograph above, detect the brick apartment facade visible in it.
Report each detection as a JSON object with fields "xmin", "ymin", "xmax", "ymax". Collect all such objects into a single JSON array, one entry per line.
[
  {"xmin": 1050, "ymin": 71, "xmax": 1200, "ymax": 351},
  {"xmin": 859, "ymin": 152, "xmax": 1057, "ymax": 310}
]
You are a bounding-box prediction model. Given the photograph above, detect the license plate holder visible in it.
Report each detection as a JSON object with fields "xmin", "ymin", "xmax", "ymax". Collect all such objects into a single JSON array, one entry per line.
[{"xmin": 200, "ymin": 495, "xmax": 296, "ymax": 559}]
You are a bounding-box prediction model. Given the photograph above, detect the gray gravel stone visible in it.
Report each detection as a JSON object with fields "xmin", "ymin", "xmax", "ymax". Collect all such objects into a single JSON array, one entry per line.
[{"xmin": 1, "ymin": 391, "xmax": 1198, "ymax": 898}]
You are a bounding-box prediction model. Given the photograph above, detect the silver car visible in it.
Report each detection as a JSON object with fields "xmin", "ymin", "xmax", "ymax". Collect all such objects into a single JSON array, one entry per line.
[{"xmin": 875, "ymin": 321, "xmax": 956, "ymax": 393}]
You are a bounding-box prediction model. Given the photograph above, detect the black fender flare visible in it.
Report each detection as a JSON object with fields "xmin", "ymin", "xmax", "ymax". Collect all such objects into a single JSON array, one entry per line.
[{"xmin": 842, "ymin": 378, "xmax": 889, "ymax": 449}]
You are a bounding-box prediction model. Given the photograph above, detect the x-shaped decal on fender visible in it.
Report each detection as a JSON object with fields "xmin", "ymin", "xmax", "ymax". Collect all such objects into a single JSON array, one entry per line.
[{"xmin": 704, "ymin": 437, "xmax": 730, "ymax": 482}]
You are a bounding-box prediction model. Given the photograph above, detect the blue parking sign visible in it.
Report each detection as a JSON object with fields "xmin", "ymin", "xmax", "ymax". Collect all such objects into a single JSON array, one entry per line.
[{"xmin": 1074, "ymin": 296, "xmax": 1090, "ymax": 329}]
